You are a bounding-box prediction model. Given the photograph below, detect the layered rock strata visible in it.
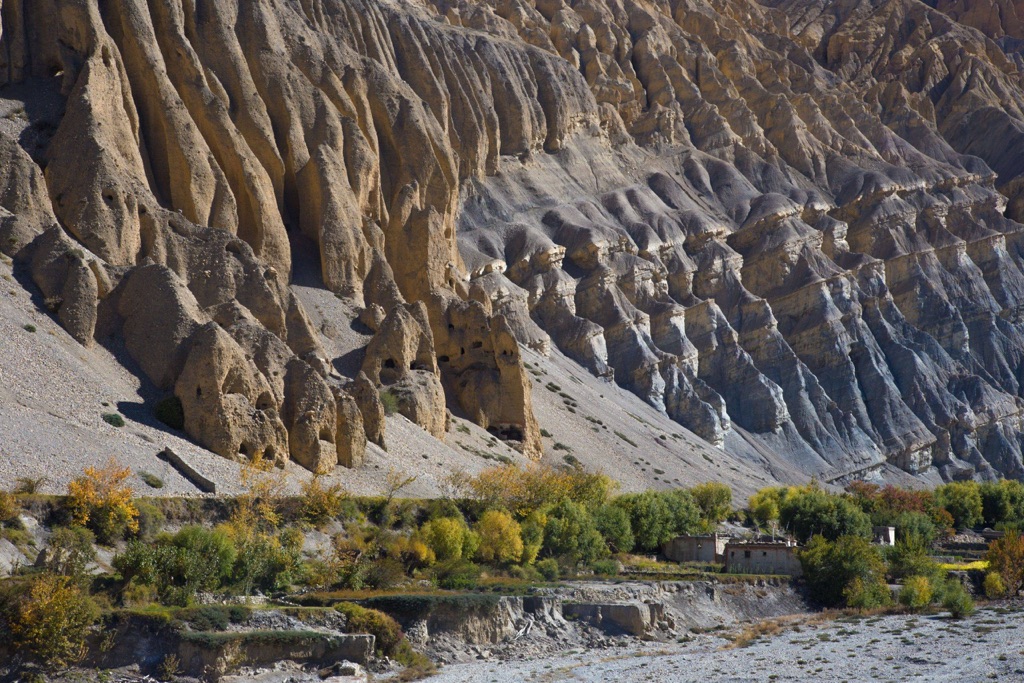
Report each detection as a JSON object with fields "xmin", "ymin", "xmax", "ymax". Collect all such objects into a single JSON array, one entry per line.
[{"xmin": 5, "ymin": 0, "xmax": 1024, "ymax": 481}]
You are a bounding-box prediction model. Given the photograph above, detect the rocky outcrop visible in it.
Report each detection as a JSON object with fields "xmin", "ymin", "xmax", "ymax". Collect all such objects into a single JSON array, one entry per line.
[{"xmin": 7, "ymin": 0, "xmax": 1024, "ymax": 484}]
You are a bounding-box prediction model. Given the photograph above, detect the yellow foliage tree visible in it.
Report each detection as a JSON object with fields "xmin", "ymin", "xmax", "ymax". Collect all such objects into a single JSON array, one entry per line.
[
  {"xmin": 474, "ymin": 510, "xmax": 523, "ymax": 565},
  {"xmin": 465, "ymin": 464, "xmax": 613, "ymax": 518},
  {"xmin": 66, "ymin": 457, "xmax": 139, "ymax": 543},
  {"xmin": 11, "ymin": 573, "xmax": 99, "ymax": 668}
]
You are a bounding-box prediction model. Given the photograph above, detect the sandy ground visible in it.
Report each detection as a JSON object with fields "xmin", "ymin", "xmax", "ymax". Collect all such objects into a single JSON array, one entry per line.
[{"xmin": 425, "ymin": 603, "xmax": 1024, "ymax": 683}]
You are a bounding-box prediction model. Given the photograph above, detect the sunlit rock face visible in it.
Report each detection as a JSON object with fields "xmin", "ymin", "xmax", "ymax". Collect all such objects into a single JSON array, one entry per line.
[{"xmin": 6, "ymin": 0, "xmax": 1024, "ymax": 481}]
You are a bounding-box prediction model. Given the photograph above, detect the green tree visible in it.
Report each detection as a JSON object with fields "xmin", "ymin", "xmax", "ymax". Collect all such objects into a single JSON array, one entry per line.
[
  {"xmin": 980, "ymin": 480, "xmax": 1024, "ymax": 528},
  {"xmin": 799, "ymin": 535, "xmax": 888, "ymax": 608},
  {"xmin": 543, "ymin": 500, "xmax": 608, "ymax": 566},
  {"xmin": 935, "ymin": 481, "xmax": 983, "ymax": 530},
  {"xmin": 779, "ymin": 488, "xmax": 871, "ymax": 543},
  {"xmin": 594, "ymin": 504, "xmax": 634, "ymax": 553}
]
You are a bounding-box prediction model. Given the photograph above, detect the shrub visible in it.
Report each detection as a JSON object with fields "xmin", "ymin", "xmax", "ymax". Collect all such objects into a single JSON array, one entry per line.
[
  {"xmin": 135, "ymin": 501, "xmax": 166, "ymax": 541},
  {"xmin": 843, "ymin": 575, "xmax": 892, "ymax": 610},
  {"xmin": 691, "ymin": 482, "xmax": 732, "ymax": 531},
  {"xmin": 520, "ymin": 510, "xmax": 546, "ymax": 565},
  {"xmin": 800, "ymin": 535, "xmax": 888, "ymax": 608},
  {"xmin": 984, "ymin": 571, "xmax": 1007, "ymax": 599},
  {"xmin": 365, "ymin": 557, "xmax": 408, "ymax": 590},
  {"xmin": 0, "ymin": 490, "xmax": 18, "ymax": 524},
  {"xmin": 300, "ymin": 476, "xmax": 347, "ymax": 527},
  {"xmin": 231, "ymin": 527, "xmax": 303, "ymax": 596},
  {"xmin": 980, "ymin": 479, "xmax": 1024, "ymax": 528},
  {"xmin": 336, "ymin": 602, "xmax": 403, "ymax": 656},
  {"xmin": 887, "ymin": 534, "xmax": 941, "ymax": 583},
  {"xmin": 13, "ymin": 477, "xmax": 49, "ymax": 495},
  {"xmin": 543, "ymin": 499, "xmax": 608, "ymax": 566},
  {"xmin": 591, "ymin": 559, "xmax": 619, "ymax": 576},
  {"xmin": 420, "ymin": 517, "xmax": 470, "ymax": 563},
  {"xmin": 985, "ymin": 531, "xmax": 1024, "ymax": 595},
  {"xmin": 379, "ymin": 389, "xmax": 399, "ymax": 416},
  {"xmin": 432, "ymin": 559, "xmax": 481, "ymax": 590},
  {"xmin": 594, "ymin": 503, "xmax": 634, "ymax": 554},
  {"xmin": 899, "ymin": 575, "xmax": 933, "ymax": 611},
  {"xmin": 474, "ymin": 510, "xmax": 524, "ymax": 565},
  {"xmin": 942, "ymin": 580, "xmax": 975, "ymax": 618},
  {"xmin": 536, "ymin": 558, "xmax": 560, "ymax": 581},
  {"xmin": 139, "ymin": 471, "xmax": 164, "ymax": 489},
  {"xmin": 102, "ymin": 412, "xmax": 125, "ymax": 427},
  {"xmin": 43, "ymin": 526, "xmax": 96, "ymax": 584},
  {"xmin": 154, "ymin": 395, "xmax": 185, "ymax": 430},
  {"xmin": 935, "ymin": 481, "xmax": 983, "ymax": 530},
  {"xmin": 66, "ymin": 458, "xmax": 140, "ymax": 544},
  {"xmin": 9, "ymin": 573, "xmax": 99, "ymax": 668}
]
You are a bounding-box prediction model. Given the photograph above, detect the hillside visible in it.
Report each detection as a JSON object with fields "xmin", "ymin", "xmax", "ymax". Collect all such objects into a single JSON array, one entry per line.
[{"xmin": 3, "ymin": 0, "xmax": 1024, "ymax": 493}]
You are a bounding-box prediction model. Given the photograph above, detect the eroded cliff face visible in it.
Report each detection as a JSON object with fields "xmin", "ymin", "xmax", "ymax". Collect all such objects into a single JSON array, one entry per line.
[{"xmin": 5, "ymin": 0, "xmax": 1024, "ymax": 482}]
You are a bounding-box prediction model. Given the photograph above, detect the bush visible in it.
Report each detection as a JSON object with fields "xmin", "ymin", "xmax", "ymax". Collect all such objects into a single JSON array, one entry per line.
[
  {"xmin": 462, "ymin": 464, "xmax": 613, "ymax": 518},
  {"xmin": 536, "ymin": 558, "xmax": 560, "ymax": 581},
  {"xmin": 843, "ymin": 575, "xmax": 892, "ymax": 610},
  {"xmin": 232, "ymin": 527, "xmax": 303, "ymax": 596},
  {"xmin": 474, "ymin": 510, "xmax": 523, "ymax": 565},
  {"xmin": 985, "ymin": 531, "xmax": 1024, "ymax": 595},
  {"xmin": 594, "ymin": 504, "xmax": 633, "ymax": 554},
  {"xmin": 800, "ymin": 535, "xmax": 889, "ymax": 608},
  {"xmin": 336, "ymin": 602, "xmax": 404, "ymax": 656},
  {"xmin": 543, "ymin": 499, "xmax": 608, "ymax": 566},
  {"xmin": 43, "ymin": 526, "xmax": 96, "ymax": 584},
  {"xmin": 66, "ymin": 458, "xmax": 140, "ymax": 544},
  {"xmin": 365, "ymin": 557, "xmax": 407, "ymax": 590},
  {"xmin": 748, "ymin": 487, "xmax": 784, "ymax": 528},
  {"xmin": 980, "ymin": 480, "xmax": 1024, "ymax": 528},
  {"xmin": 300, "ymin": 477, "xmax": 347, "ymax": 527},
  {"xmin": 114, "ymin": 525, "xmax": 237, "ymax": 606},
  {"xmin": 102, "ymin": 412, "xmax": 125, "ymax": 427},
  {"xmin": 432, "ymin": 559, "xmax": 481, "ymax": 590},
  {"xmin": 691, "ymin": 482, "xmax": 732, "ymax": 531},
  {"xmin": 899, "ymin": 575, "xmax": 933, "ymax": 611},
  {"xmin": 942, "ymin": 580, "xmax": 975, "ymax": 618},
  {"xmin": 135, "ymin": 501, "xmax": 166, "ymax": 541},
  {"xmin": 13, "ymin": 477, "xmax": 49, "ymax": 495},
  {"xmin": 935, "ymin": 481, "xmax": 983, "ymax": 530},
  {"xmin": 9, "ymin": 573, "xmax": 99, "ymax": 668},
  {"xmin": 590, "ymin": 559, "xmax": 619, "ymax": 576},
  {"xmin": 984, "ymin": 571, "xmax": 1007, "ymax": 599},
  {"xmin": 420, "ymin": 517, "xmax": 470, "ymax": 563},
  {"xmin": 154, "ymin": 395, "xmax": 185, "ymax": 430},
  {"xmin": 0, "ymin": 490, "xmax": 19, "ymax": 525},
  {"xmin": 139, "ymin": 471, "xmax": 164, "ymax": 489},
  {"xmin": 379, "ymin": 389, "xmax": 399, "ymax": 416},
  {"xmin": 887, "ymin": 534, "xmax": 941, "ymax": 584}
]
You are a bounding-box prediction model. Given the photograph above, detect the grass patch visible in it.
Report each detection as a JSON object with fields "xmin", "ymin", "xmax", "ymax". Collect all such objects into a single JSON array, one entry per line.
[
  {"xmin": 22, "ymin": 324, "xmax": 36, "ymax": 333},
  {"xmin": 379, "ymin": 389, "xmax": 399, "ymax": 416}
]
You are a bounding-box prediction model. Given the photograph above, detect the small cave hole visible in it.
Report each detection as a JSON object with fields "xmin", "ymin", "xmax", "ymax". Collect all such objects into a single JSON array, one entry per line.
[
  {"xmin": 411, "ymin": 360, "xmax": 428, "ymax": 371},
  {"xmin": 448, "ymin": 323, "xmax": 455, "ymax": 331},
  {"xmin": 225, "ymin": 241, "xmax": 243, "ymax": 255},
  {"xmin": 471, "ymin": 341, "xmax": 483, "ymax": 349},
  {"xmin": 460, "ymin": 347, "xmax": 465, "ymax": 355},
  {"xmin": 383, "ymin": 358, "xmax": 396, "ymax": 369},
  {"xmin": 196, "ymin": 386, "xmax": 203, "ymax": 397},
  {"xmin": 239, "ymin": 443, "xmax": 249, "ymax": 457},
  {"xmin": 438, "ymin": 355, "xmax": 450, "ymax": 363}
]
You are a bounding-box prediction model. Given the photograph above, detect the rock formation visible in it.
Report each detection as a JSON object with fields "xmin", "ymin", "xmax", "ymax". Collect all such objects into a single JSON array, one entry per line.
[{"xmin": 6, "ymin": 0, "xmax": 1024, "ymax": 483}]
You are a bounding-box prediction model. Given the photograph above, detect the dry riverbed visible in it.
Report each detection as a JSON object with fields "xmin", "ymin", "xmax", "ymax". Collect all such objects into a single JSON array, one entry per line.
[{"xmin": 424, "ymin": 602, "xmax": 1024, "ymax": 683}]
